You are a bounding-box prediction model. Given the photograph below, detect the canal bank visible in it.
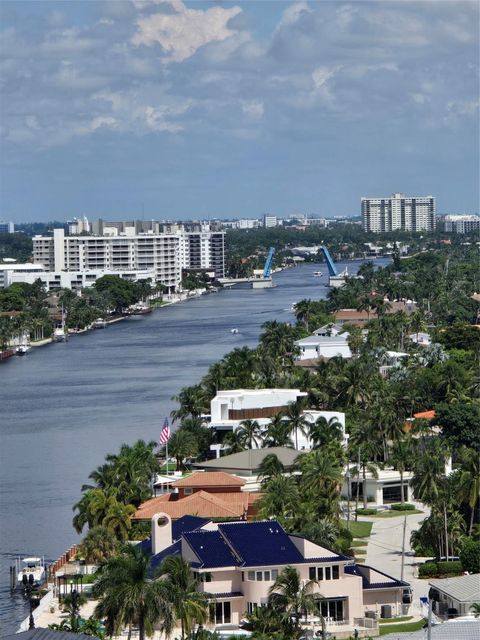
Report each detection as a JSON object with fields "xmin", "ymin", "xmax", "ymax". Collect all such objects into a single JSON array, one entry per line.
[{"xmin": 0, "ymin": 259, "xmax": 388, "ymax": 633}]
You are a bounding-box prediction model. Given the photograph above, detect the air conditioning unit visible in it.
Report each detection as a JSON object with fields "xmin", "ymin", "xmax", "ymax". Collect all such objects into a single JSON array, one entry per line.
[
  {"xmin": 381, "ymin": 605, "xmax": 393, "ymax": 619},
  {"xmin": 365, "ymin": 611, "xmax": 376, "ymax": 619}
]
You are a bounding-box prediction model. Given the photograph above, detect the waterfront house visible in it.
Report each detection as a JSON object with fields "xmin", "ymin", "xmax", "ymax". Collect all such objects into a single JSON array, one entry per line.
[
  {"xmin": 429, "ymin": 574, "xmax": 480, "ymax": 618},
  {"xmin": 294, "ymin": 334, "xmax": 352, "ymax": 361},
  {"xmin": 145, "ymin": 513, "xmax": 411, "ymax": 636},
  {"xmin": 207, "ymin": 389, "xmax": 346, "ymax": 455}
]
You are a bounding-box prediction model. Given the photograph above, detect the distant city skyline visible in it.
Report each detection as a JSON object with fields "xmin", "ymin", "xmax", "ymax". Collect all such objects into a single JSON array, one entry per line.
[{"xmin": 1, "ymin": 1, "xmax": 478, "ymax": 222}]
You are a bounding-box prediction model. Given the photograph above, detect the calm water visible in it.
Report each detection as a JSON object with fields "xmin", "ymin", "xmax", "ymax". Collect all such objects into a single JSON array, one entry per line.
[{"xmin": 0, "ymin": 259, "xmax": 386, "ymax": 633}]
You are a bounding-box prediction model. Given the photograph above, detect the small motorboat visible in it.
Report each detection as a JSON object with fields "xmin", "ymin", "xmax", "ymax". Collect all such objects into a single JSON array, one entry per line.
[
  {"xmin": 313, "ymin": 271, "xmax": 322, "ymax": 277},
  {"xmin": 16, "ymin": 345, "xmax": 30, "ymax": 356},
  {"xmin": 230, "ymin": 328, "xmax": 238, "ymax": 334},
  {"xmin": 17, "ymin": 557, "xmax": 45, "ymax": 589},
  {"xmin": 53, "ymin": 327, "xmax": 67, "ymax": 342},
  {"xmin": 93, "ymin": 318, "xmax": 107, "ymax": 329}
]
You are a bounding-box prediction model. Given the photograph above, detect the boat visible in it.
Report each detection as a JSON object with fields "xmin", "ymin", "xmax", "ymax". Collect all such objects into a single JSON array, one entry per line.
[
  {"xmin": 93, "ymin": 318, "xmax": 107, "ymax": 328},
  {"xmin": 313, "ymin": 271, "xmax": 322, "ymax": 277},
  {"xmin": 16, "ymin": 345, "xmax": 30, "ymax": 355},
  {"xmin": 17, "ymin": 557, "xmax": 45, "ymax": 589},
  {"xmin": 53, "ymin": 327, "xmax": 67, "ymax": 342},
  {"xmin": 230, "ymin": 328, "xmax": 238, "ymax": 334}
]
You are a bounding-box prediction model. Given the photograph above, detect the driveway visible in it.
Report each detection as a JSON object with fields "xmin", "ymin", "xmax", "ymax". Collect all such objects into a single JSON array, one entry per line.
[{"xmin": 363, "ymin": 505, "xmax": 431, "ymax": 610}]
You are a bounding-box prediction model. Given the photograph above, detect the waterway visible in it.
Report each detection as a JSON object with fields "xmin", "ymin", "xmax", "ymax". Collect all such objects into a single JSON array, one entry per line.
[{"xmin": 0, "ymin": 259, "xmax": 387, "ymax": 633}]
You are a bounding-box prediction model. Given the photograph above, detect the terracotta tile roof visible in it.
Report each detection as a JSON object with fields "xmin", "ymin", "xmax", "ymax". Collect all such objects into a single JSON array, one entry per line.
[
  {"xmin": 413, "ymin": 410, "xmax": 436, "ymax": 419},
  {"xmin": 134, "ymin": 490, "xmax": 257, "ymax": 521},
  {"xmin": 172, "ymin": 471, "xmax": 245, "ymax": 488},
  {"xmin": 334, "ymin": 309, "xmax": 375, "ymax": 321}
]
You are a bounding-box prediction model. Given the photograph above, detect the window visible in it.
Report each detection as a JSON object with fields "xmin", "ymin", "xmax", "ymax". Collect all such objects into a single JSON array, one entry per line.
[
  {"xmin": 309, "ymin": 567, "xmax": 316, "ymax": 580},
  {"xmin": 184, "ymin": 487, "xmax": 193, "ymax": 495},
  {"xmin": 332, "ymin": 565, "xmax": 339, "ymax": 580},
  {"xmin": 248, "ymin": 571, "xmax": 255, "ymax": 581},
  {"xmin": 271, "ymin": 569, "xmax": 278, "ymax": 580},
  {"xmin": 264, "ymin": 571, "xmax": 270, "ymax": 581},
  {"xmin": 317, "ymin": 567, "xmax": 324, "ymax": 581},
  {"xmin": 256, "ymin": 571, "xmax": 263, "ymax": 581},
  {"xmin": 247, "ymin": 602, "xmax": 258, "ymax": 614},
  {"xmin": 241, "ymin": 571, "xmax": 244, "ymax": 582},
  {"xmin": 325, "ymin": 567, "xmax": 331, "ymax": 580}
]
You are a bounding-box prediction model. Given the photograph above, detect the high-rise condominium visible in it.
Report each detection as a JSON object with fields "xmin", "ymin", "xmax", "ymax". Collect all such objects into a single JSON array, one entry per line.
[{"xmin": 362, "ymin": 193, "xmax": 435, "ymax": 233}]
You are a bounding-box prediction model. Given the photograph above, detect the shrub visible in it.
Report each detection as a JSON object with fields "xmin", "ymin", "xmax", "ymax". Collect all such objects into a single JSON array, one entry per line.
[
  {"xmin": 357, "ymin": 508, "xmax": 378, "ymax": 516},
  {"xmin": 418, "ymin": 560, "xmax": 463, "ymax": 578},
  {"xmin": 391, "ymin": 503, "xmax": 415, "ymax": 511},
  {"xmin": 460, "ymin": 539, "xmax": 480, "ymax": 574}
]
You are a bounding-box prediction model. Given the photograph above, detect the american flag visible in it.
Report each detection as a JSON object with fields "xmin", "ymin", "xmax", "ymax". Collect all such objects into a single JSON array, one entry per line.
[{"xmin": 159, "ymin": 417, "xmax": 171, "ymax": 445}]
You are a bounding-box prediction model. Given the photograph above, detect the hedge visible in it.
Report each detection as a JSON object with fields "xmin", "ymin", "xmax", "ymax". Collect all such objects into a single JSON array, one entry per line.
[
  {"xmin": 356, "ymin": 508, "xmax": 378, "ymax": 516},
  {"xmin": 391, "ymin": 503, "xmax": 416, "ymax": 511},
  {"xmin": 418, "ymin": 560, "xmax": 463, "ymax": 578}
]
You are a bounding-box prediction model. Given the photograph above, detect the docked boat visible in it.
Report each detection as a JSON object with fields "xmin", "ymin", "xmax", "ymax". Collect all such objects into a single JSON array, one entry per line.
[
  {"xmin": 17, "ymin": 557, "xmax": 45, "ymax": 589},
  {"xmin": 93, "ymin": 318, "xmax": 107, "ymax": 328},
  {"xmin": 16, "ymin": 345, "xmax": 30, "ymax": 355},
  {"xmin": 53, "ymin": 327, "xmax": 67, "ymax": 342}
]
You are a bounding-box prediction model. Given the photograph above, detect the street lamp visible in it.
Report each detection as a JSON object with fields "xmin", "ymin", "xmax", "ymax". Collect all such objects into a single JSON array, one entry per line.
[{"xmin": 345, "ymin": 467, "xmax": 351, "ymax": 530}]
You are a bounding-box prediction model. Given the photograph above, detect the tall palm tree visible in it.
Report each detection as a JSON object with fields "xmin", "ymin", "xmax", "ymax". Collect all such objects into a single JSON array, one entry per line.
[
  {"xmin": 157, "ymin": 555, "xmax": 209, "ymax": 640},
  {"xmin": 458, "ymin": 446, "xmax": 480, "ymax": 535},
  {"xmin": 223, "ymin": 429, "xmax": 246, "ymax": 454},
  {"xmin": 237, "ymin": 419, "xmax": 262, "ymax": 449},
  {"xmin": 308, "ymin": 416, "xmax": 343, "ymax": 449},
  {"xmin": 390, "ymin": 437, "xmax": 413, "ymax": 505},
  {"xmin": 93, "ymin": 544, "xmax": 174, "ymax": 640},
  {"xmin": 257, "ymin": 453, "xmax": 285, "ymax": 484},
  {"xmin": 171, "ymin": 385, "xmax": 208, "ymax": 421},
  {"xmin": 411, "ymin": 438, "xmax": 448, "ymax": 506},
  {"xmin": 294, "ymin": 299, "xmax": 315, "ymax": 332},
  {"xmin": 263, "ymin": 414, "xmax": 293, "ymax": 448},
  {"xmin": 258, "ymin": 476, "xmax": 299, "ymax": 522},
  {"xmin": 167, "ymin": 428, "xmax": 198, "ymax": 471},
  {"xmin": 269, "ymin": 566, "xmax": 323, "ymax": 634},
  {"xmin": 78, "ymin": 526, "xmax": 119, "ymax": 564},
  {"xmin": 102, "ymin": 501, "xmax": 136, "ymax": 541},
  {"xmin": 284, "ymin": 400, "xmax": 309, "ymax": 451}
]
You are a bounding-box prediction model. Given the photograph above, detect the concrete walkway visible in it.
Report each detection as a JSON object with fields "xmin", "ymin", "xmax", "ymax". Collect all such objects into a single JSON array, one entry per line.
[{"xmin": 363, "ymin": 505, "xmax": 431, "ymax": 612}]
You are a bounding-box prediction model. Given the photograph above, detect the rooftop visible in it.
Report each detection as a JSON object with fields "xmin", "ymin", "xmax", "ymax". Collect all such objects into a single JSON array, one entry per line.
[
  {"xmin": 172, "ymin": 471, "xmax": 245, "ymax": 488},
  {"xmin": 429, "ymin": 574, "xmax": 480, "ymax": 603},
  {"xmin": 193, "ymin": 446, "xmax": 299, "ymax": 472}
]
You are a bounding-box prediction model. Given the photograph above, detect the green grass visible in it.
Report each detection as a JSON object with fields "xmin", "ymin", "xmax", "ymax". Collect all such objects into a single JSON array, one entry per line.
[
  {"xmin": 379, "ymin": 616, "xmax": 413, "ymax": 624},
  {"xmin": 372, "ymin": 509, "xmax": 423, "ymax": 518},
  {"xmin": 379, "ymin": 619, "xmax": 426, "ymax": 635},
  {"xmin": 353, "ymin": 549, "xmax": 367, "ymax": 555},
  {"xmin": 350, "ymin": 540, "xmax": 368, "ymax": 547},
  {"xmin": 160, "ymin": 462, "xmax": 177, "ymax": 472},
  {"xmin": 344, "ymin": 520, "xmax": 373, "ymax": 538}
]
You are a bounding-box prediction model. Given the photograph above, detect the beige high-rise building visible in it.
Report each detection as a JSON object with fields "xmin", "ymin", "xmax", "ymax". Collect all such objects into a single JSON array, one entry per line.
[{"xmin": 362, "ymin": 193, "xmax": 435, "ymax": 233}]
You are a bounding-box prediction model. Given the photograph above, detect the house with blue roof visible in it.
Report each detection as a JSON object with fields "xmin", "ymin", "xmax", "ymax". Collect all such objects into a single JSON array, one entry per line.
[{"xmin": 144, "ymin": 511, "xmax": 411, "ymax": 636}]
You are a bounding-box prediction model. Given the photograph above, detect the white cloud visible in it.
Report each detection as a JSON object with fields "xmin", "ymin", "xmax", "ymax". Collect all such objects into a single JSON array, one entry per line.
[
  {"xmin": 131, "ymin": 0, "xmax": 242, "ymax": 62},
  {"xmin": 277, "ymin": 2, "xmax": 313, "ymax": 29},
  {"xmin": 312, "ymin": 66, "xmax": 337, "ymax": 90},
  {"xmin": 242, "ymin": 100, "xmax": 264, "ymax": 120}
]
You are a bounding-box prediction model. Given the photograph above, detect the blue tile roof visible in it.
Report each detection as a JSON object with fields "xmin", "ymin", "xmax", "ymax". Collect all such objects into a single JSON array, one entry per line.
[
  {"xmin": 183, "ymin": 529, "xmax": 240, "ymax": 568},
  {"xmin": 344, "ymin": 564, "xmax": 410, "ymax": 589},
  {"xmin": 149, "ymin": 540, "xmax": 182, "ymax": 575},
  {"xmin": 219, "ymin": 521, "xmax": 304, "ymax": 567},
  {"xmin": 172, "ymin": 515, "xmax": 210, "ymax": 541}
]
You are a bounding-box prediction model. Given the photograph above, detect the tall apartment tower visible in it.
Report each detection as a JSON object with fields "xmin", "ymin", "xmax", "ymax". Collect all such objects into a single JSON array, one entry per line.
[{"xmin": 362, "ymin": 193, "xmax": 435, "ymax": 233}]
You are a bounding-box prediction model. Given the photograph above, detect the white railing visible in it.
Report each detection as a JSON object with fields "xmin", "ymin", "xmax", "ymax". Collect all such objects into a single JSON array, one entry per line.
[{"xmin": 17, "ymin": 589, "xmax": 55, "ymax": 632}]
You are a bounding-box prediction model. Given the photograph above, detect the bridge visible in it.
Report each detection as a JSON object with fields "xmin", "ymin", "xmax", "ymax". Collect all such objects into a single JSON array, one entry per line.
[{"xmin": 220, "ymin": 247, "xmax": 275, "ymax": 289}]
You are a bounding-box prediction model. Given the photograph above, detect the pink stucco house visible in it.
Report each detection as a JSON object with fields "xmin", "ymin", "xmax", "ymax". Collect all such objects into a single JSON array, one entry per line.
[{"xmin": 142, "ymin": 513, "xmax": 411, "ymax": 637}]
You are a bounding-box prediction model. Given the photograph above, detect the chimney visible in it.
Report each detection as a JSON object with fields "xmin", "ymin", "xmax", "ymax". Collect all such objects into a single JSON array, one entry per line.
[{"xmin": 151, "ymin": 512, "xmax": 173, "ymax": 555}]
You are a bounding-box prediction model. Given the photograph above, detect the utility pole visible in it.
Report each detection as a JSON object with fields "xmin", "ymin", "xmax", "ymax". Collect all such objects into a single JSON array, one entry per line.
[
  {"xmin": 427, "ymin": 594, "xmax": 433, "ymax": 640},
  {"xmin": 400, "ymin": 516, "xmax": 407, "ymax": 582},
  {"xmin": 444, "ymin": 504, "xmax": 449, "ymax": 561}
]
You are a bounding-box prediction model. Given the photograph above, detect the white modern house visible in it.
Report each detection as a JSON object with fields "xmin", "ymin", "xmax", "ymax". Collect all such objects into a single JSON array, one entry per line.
[
  {"xmin": 409, "ymin": 332, "xmax": 432, "ymax": 347},
  {"xmin": 208, "ymin": 389, "xmax": 346, "ymax": 456},
  {"xmin": 295, "ymin": 334, "xmax": 352, "ymax": 361}
]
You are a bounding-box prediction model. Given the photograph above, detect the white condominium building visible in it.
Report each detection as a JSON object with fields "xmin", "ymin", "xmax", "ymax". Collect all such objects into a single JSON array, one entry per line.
[
  {"xmin": 33, "ymin": 227, "xmax": 225, "ymax": 291},
  {"xmin": 362, "ymin": 192, "xmax": 436, "ymax": 233},
  {"xmin": 442, "ymin": 214, "xmax": 480, "ymax": 234}
]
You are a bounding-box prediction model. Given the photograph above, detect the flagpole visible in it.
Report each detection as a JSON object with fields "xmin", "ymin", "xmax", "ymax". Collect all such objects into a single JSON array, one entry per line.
[{"xmin": 165, "ymin": 439, "xmax": 169, "ymax": 477}]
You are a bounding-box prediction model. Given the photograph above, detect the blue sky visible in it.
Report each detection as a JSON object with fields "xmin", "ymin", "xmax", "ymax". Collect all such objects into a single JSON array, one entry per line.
[{"xmin": 1, "ymin": 0, "xmax": 478, "ymax": 222}]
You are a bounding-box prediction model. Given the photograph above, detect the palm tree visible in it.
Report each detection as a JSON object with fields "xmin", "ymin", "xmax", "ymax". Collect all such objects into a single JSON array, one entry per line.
[
  {"xmin": 171, "ymin": 385, "xmax": 208, "ymax": 421},
  {"xmin": 73, "ymin": 488, "xmax": 116, "ymax": 534},
  {"xmin": 102, "ymin": 501, "xmax": 136, "ymax": 541},
  {"xmin": 296, "ymin": 450, "xmax": 343, "ymax": 495},
  {"xmin": 78, "ymin": 526, "xmax": 119, "ymax": 564},
  {"xmin": 257, "ymin": 453, "xmax": 285, "ymax": 484},
  {"xmin": 237, "ymin": 419, "xmax": 262, "ymax": 449},
  {"xmin": 263, "ymin": 414, "xmax": 293, "ymax": 448},
  {"xmin": 294, "ymin": 299, "xmax": 315, "ymax": 332},
  {"xmin": 458, "ymin": 446, "xmax": 480, "ymax": 535},
  {"xmin": 93, "ymin": 544, "xmax": 174, "ymax": 640},
  {"xmin": 390, "ymin": 437, "xmax": 413, "ymax": 505},
  {"xmin": 470, "ymin": 603, "xmax": 480, "ymax": 618},
  {"xmin": 157, "ymin": 555, "xmax": 209, "ymax": 640},
  {"xmin": 167, "ymin": 428, "xmax": 198, "ymax": 471},
  {"xmin": 223, "ymin": 429, "xmax": 246, "ymax": 454},
  {"xmin": 308, "ymin": 416, "xmax": 343, "ymax": 449},
  {"xmin": 284, "ymin": 399, "xmax": 309, "ymax": 450},
  {"xmin": 269, "ymin": 566, "xmax": 323, "ymax": 634},
  {"xmin": 411, "ymin": 438, "xmax": 448, "ymax": 506},
  {"xmin": 258, "ymin": 475, "xmax": 299, "ymax": 522}
]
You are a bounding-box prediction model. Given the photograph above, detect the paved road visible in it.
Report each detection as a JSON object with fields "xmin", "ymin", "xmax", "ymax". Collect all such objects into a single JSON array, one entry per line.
[{"xmin": 363, "ymin": 505, "xmax": 431, "ymax": 611}]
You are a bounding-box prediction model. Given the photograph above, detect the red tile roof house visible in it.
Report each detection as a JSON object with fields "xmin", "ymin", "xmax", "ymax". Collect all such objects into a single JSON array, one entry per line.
[
  {"xmin": 140, "ymin": 514, "xmax": 411, "ymax": 638},
  {"xmin": 133, "ymin": 472, "xmax": 261, "ymax": 522}
]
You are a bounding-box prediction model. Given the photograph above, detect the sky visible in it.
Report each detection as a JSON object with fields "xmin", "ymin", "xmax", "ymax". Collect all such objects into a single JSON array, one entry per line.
[{"xmin": 0, "ymin": 0, "xmax": 479, "ymax": 222}]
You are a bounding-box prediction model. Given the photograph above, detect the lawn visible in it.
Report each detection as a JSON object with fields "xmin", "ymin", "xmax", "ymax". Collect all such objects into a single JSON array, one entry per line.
[
  {"xmin": 379, "ymin": 619, "xmax": 426, "ymax": 635},
  {"xmin": 344, "ymin": 520, "xmax": 373, "ymax": 538},
  {"xmin": 373, "ymin": 509, "xmax": 423, "ymax": 518},
  {"xmin": 379, "ymin": 616, "xmax": 413, "ymax": 624},
  {"xmin": 350, "ymin": 540, "xmax": 368, "ymax": 547}
]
